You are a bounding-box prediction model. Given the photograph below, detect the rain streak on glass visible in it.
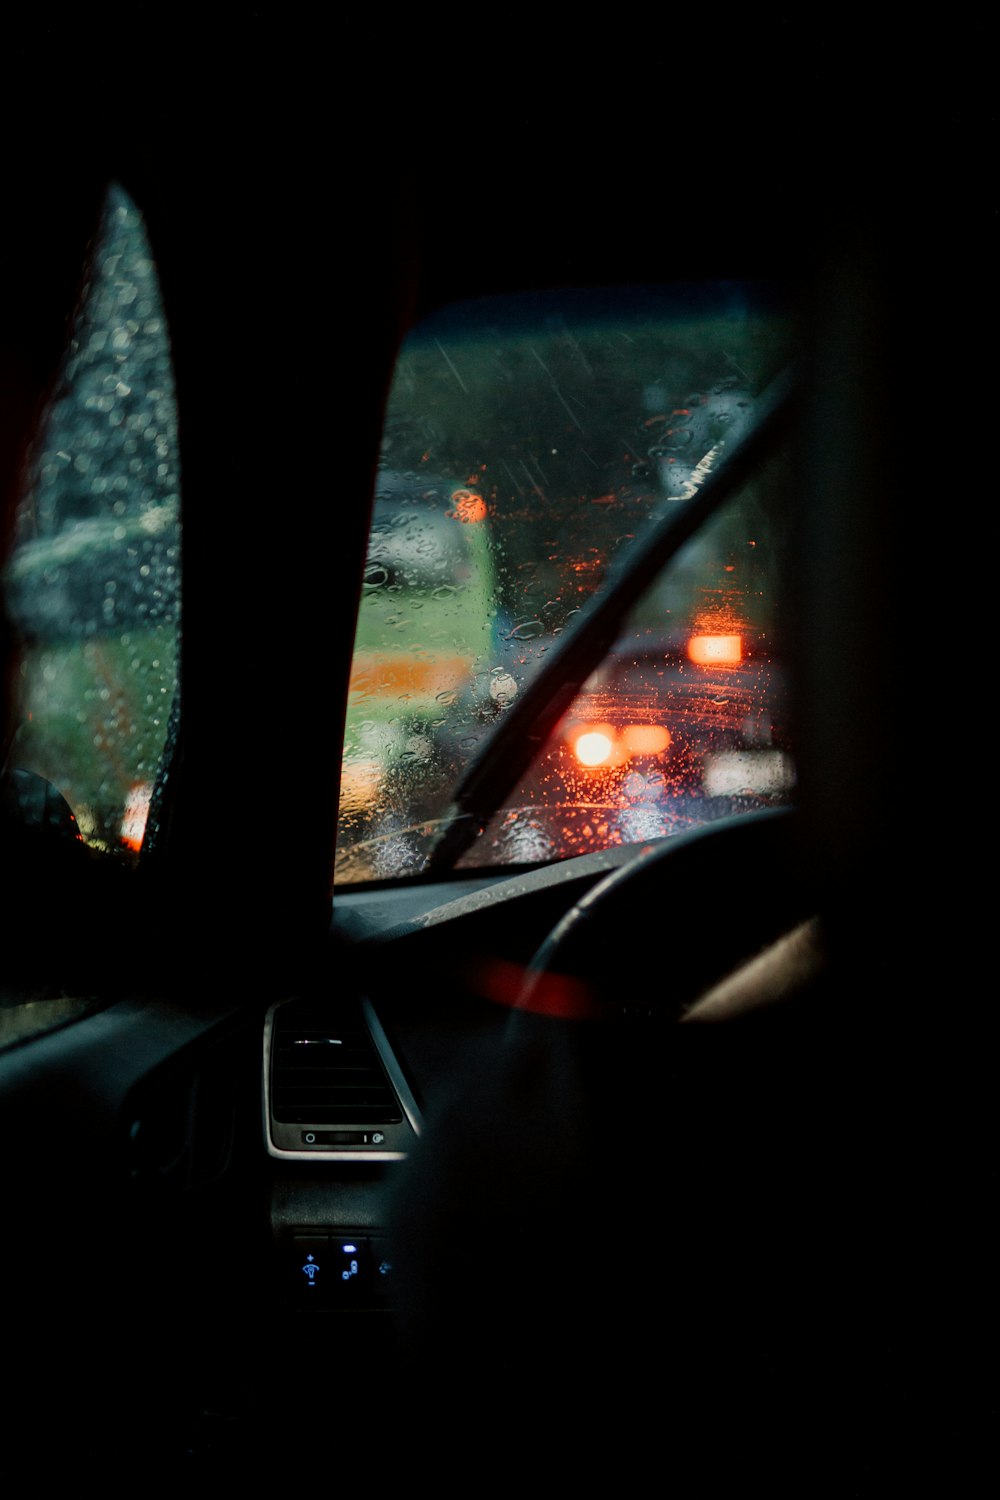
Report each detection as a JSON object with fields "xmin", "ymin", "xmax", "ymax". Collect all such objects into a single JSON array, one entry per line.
[{"xmin": 3, "ymin": 183, "xmax": 181, "ymax": 857}]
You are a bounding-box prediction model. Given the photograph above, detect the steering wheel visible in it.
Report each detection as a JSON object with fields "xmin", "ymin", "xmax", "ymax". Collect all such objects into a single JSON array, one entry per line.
[{"xmin": 516, "ymin": 806, "xmax": 811, "ymax": 1023}]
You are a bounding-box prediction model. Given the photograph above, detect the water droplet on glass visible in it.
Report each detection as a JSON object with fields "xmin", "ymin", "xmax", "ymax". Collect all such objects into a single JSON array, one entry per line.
[
  {"xmin": 363, "ymin": 563, "xmax": 389, "ymax": 589},
  {"xmin": 489, "ymin": 669, "xmax": 518, "ymax": 705}
]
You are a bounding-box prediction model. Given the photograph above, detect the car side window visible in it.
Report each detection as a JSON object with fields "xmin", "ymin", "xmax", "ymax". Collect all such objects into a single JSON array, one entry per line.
[{"xmin": 3, "ymin": 182, "xmax": 180, "ymax": 861}]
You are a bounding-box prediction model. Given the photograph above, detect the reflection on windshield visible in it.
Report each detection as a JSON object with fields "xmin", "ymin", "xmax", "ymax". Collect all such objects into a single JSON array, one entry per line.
[{"xmin": 335, "ymin": 286, "xmax": 794, "ymax": 884}]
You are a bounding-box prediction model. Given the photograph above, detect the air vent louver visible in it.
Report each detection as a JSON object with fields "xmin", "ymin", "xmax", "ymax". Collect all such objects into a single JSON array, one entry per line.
[{"xmin": 271, "ymin": 1001, "xmax": 402, "ymax": 1126}]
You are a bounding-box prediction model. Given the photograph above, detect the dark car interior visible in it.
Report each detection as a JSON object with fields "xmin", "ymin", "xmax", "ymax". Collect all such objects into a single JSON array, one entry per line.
[{"xmin": 1, "ymin": 24, "xmax": 988, "ymax": 1485}]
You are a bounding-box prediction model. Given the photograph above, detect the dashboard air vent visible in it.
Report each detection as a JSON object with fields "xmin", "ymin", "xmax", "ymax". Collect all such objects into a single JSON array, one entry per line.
[{"xmin": 264, "ymin": 997, "xmax": 420, "ymax": 1160}]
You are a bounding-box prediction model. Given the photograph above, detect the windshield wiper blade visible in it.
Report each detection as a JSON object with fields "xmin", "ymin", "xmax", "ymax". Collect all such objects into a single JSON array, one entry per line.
[{"xmin": 424, "ymin": 362, "xmax": 800, "ymax": 876}]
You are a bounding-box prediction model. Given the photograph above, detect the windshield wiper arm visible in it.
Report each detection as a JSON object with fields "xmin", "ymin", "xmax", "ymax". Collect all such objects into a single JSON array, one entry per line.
[{"xmin": 424, "ymin": 361, "xmax": 800, "ymax": 875}]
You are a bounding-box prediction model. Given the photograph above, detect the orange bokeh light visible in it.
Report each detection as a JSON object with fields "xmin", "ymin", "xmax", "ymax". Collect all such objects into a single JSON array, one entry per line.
[
  {"xmin": 621, "ymin": 724, "xmax": 671, "ymax": 755},
  {"xmin": 569, "ymin": 722, "xmax": 618, "ymax": 767},
  {"xmin": 575, "ymin": 731, "xmax": 614, "ymax": 766},
  {"xmin": 450, "ymin": 489, "xmax": 488, "ymax": 524},
  {"xmin": 120, "ymin": 781, "xmax": 152, "ymax": 852},
  {"xmin": 687, "ymin": 633, "xmax": 743, "ymax": 665},
  {"xmin": 349, "ymin": 653, "xmax": 469, "ymax": 698}
]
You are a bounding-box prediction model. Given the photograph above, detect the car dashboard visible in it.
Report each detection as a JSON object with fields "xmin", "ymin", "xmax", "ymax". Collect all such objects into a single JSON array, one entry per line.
[{"xmin": 261, "ymin": 839, "xmax": 658, "ymax": 1308}]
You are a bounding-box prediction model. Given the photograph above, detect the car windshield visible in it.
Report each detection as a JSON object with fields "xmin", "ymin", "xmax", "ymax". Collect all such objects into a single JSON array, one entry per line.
[{"xmin": 334, "ymin": 284, "xmax": 796, "ymax": 885}]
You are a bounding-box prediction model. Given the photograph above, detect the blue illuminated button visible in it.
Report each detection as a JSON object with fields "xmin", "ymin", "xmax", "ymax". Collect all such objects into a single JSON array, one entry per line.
[
  {"xmin": 288, "ymin": 1235, "xmax": 384, "ymax": 1304},
  {"xmin": 330, "ymin": 1236, "xmax": 370, "ymax": 1294},
  {"xmin": 291, "ymin": 1236, "xmax": 329, "ymax": 1300},
  {"xmin": 369, "ymin": 1237, "xmax": 397, "ymax": 1302}
]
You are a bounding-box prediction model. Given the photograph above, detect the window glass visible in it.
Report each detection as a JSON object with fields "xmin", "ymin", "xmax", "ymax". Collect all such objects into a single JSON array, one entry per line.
[
  {"xmin": 3, "ymin": 183, "xmax": 180, "ymax": 860},
  {"xmin": 335, "ymin": 286, "xmax": 793, "ymax": 884},
  {"xmin": 461, "ymin": 463, "xmax": 794, "ymax": 869}
]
